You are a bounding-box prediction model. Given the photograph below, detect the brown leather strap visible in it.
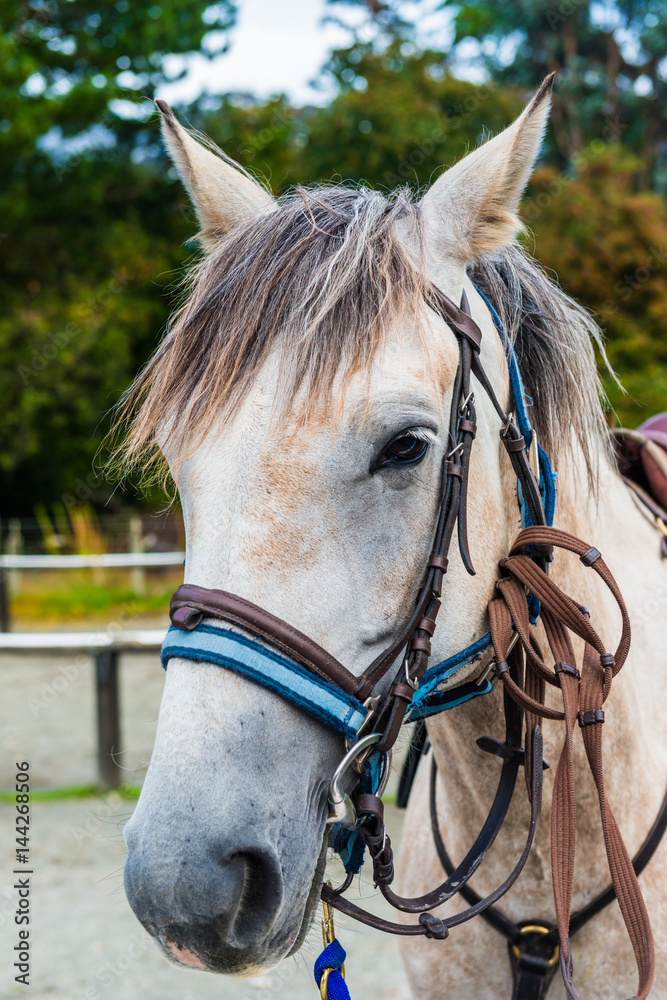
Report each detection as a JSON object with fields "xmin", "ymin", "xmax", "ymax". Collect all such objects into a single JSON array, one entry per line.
[
  {"xmin": 170, "ymin": 584, "xmax": 363, "ymax": 697},
  {"xmin": 489, "ymin": 526, "xmax": 655, "ymax": 1000}
]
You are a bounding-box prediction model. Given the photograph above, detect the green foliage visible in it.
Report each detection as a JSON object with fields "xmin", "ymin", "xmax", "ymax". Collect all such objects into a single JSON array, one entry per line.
[
  {"xmin": 328, "ymin": 0, "xmax": 667, "ymax": 182},
  {"xmin": 298, "ymin": 47, "xmax": 523, "ymax": 189},
  {"xmin": 0, "ymin": 0, "xmax": 236, "ymax": 512},
  {"xmin": 1, "ymin": 1, "xmax": 665, "ymax": 515},
  {"xmin": 525, "ymin": 145, "xmax": 667, "ymax": 424},
  {"xmin": 12, "ymin": 578, "xmax": 179, "ymax": 626}
]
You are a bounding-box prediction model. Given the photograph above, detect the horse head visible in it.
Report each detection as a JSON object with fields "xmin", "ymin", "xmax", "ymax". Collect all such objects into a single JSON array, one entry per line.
[{"xmin": 121, "ymin": 80, "xmax": 555, "ymax": 974}]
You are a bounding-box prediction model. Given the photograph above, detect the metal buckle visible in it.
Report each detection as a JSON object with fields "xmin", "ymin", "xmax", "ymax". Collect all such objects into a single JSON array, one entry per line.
[
  {"xmin": 446, "ymin": 442, "xmax": 464, "ymax": 460},
  {"xmin": 657, "ymin": 517, "xmax": 667, "ymax": 538},
  {"xmin": 459, "ymin": 389, "xmax": 474, "ymax": 415},
  {"xmin": 476, "ymin": 631, "xmax": 519, "ymax": 687},
  {"xmin": 326, "ymin": 733, "xmax": 392, "ymax": 830},
  {"xmin": 501, "ymin": 411, "xmax": 515, "ymax": 438},
  {"xmin": 510, "ymin": 924, "xmax": 559, "ymax": 969},
  {"xmin": 527, "ymin": 431, "xmax": 540, "ymax": 482},
  {"xmin": 350, "ymin": 695, "xmax": 383, "ymax": 746},
  {"xmin": 404, "ymin": 657, "xmax": 419, "ymax": 691}
]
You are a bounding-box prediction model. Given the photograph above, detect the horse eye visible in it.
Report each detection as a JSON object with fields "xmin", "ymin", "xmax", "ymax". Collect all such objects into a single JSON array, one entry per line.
[{"xmin": 379, "ymin": 434, "xmax": 428, "ymax": 467}]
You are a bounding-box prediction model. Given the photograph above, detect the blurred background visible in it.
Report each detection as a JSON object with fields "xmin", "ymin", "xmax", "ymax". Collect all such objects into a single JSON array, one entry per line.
[
  {"xmin": 0, "ymin": 5, "xmax": 666, "ymax": 997},
  {"xmin": 1, "ymin": 0, "xmax": 666, "ymax": 615}
]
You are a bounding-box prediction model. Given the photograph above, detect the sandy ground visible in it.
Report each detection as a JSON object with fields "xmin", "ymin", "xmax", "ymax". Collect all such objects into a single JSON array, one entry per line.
[{"xmin": 0, "ymin": 651, "xmax": 414, "ymax": 999}]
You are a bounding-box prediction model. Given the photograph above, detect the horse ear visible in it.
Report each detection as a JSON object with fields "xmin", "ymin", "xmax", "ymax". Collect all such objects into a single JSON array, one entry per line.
[
  {"xmin": 420, "ymin": 74, "xmax": 554, "ymax": 263},
  {"xmin": 155, "ymin": 100, "xmax": 275, "ymax": 250}
]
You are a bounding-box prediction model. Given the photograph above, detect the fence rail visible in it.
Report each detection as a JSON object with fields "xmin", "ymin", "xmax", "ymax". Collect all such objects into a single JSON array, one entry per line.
[
  {"xmin": 0, "ymin": 630, "xmax": 166, "ymax": 788},
  {"xmin": 0, "ymin": 551, "xmax": 184, "ymax": 569},
  {"xmin": 0, "ymin": 550, "xmax": 185, "ymax": 632}
]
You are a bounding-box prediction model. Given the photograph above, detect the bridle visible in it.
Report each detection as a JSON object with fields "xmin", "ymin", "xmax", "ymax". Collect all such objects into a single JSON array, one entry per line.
[{"xmin": 161, "ymin": 283, "xmax": 659, "ymax": 999}]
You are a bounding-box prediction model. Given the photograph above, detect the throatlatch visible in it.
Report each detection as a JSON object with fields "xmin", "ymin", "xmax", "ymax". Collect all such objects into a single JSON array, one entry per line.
[{"xmin": 163, "ymin": 283, "xmax": 658, "ymax": 1000}]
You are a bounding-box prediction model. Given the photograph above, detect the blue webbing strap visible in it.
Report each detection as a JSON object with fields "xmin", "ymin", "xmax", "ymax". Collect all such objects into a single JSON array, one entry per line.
[
  {"xmin": 161, "ymin": 624, "xmax": 368, "ymax": 742},
  {"xmin": 314, "ymin": 940, "xmax": 350, "ymax": 1000},
  {"xmin": 407, "ymin": 631, "xmax": 492, "ymax": 720},
  {"xmin": 474, "ymin": 284, "xmax": 557, "ymax": 530},
  {"xmin": 404, "ymin": 287, "xmax": 558, "ymax": 718}
]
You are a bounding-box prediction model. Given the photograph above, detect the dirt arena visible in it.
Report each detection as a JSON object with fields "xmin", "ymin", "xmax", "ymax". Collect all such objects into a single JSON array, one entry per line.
[{"xmin": 0, "ymin": 650, "xmax": 413, "ymax": 999}]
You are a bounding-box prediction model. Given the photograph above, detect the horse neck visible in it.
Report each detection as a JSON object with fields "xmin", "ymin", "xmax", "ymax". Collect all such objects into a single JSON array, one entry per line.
[{"xmin": 426, "ymin": 436, "xmax": 667, "ymax": 903}]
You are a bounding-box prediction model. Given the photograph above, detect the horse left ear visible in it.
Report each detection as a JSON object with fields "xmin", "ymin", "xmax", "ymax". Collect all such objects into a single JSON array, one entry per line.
[
  {"xmin": 421, "ymin": 74, "xmax": 554, "ymax": 263},
  {"xmin": 155, "ymin": 99, "xmax": 276, "ymax": 250}
]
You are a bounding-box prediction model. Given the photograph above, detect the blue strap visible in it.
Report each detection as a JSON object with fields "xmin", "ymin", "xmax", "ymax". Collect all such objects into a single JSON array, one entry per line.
[
  {"xmin": 473, "ymin": 283, "xmax": 557, "ymax": 623},
  {"xmin": 474, "ymin": 286, "xmax": 535, "ymax": 446},
  {"xmin": 407, "ymin": 631, "xmax": 492, "ymax": 719},
  {"xmin": 314, "ymin": 940, "xmax": 350, "ymax": 1000},
  {"xmin": 328, "ymin": 752, "xmax": 383, "ymax": 875},
  {"xmin": 161, "ymin": 624, "xmax": 368, "ymax": 741}
]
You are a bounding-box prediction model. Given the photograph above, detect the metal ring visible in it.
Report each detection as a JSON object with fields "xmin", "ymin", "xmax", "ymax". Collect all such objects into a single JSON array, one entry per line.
[
  {"xmin": 326, "ymin": 733, "xmax": 391, "ymax": 830},
  {"xmin": 320, "ymin": 964, "xmax": 346, "ymax": 999},
  {"xmin": 475, "ymin": 630, "xmax": 519, "ymax": 687},
  {"xmin": 510, "ymin": 925, "xmax": 559, "ymax": 969},
  {"xmin": 501, "ymin": 411, "xmax": 515, "ymax": 438}
]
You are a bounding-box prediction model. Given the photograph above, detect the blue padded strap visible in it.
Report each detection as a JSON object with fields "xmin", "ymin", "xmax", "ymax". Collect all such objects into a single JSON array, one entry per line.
[
  {"xmin": 314, "ymin": 940, "xmax": 350, "ymax": 1000},
  {"xmin": 161, "ymin": 624, "xmax": 368, "ymax": 741},
  {"xmin": 408, "ymin": 677, "xmax": 493, "ymax": 720},
  {"xmin": 407, "ymin": 631, "xmax": 492, "ymax": 720}
]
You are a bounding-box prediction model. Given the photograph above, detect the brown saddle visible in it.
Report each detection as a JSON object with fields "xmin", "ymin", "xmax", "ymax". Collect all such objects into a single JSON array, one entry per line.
[{"xmin": 611, "ymin": 412, "xmax": 667, "ymax": 557}]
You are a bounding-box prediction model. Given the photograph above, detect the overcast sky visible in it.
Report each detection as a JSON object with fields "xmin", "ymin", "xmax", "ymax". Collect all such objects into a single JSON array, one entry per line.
[
  {"xmin": 158, "ymin": 0, "xmax": 361, "ymax": 106},
  {"xmin": 158, "ymin": 0, "xmax": 453, "ymax": 106}
]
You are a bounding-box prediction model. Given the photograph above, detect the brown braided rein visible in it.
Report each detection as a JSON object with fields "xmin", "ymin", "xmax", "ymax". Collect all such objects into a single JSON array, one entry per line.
[
  {"xmin": 489, "ymin": 525, "xmax": 654, "ymax": 1000},
  {"xmin": 167, "ymin": 283, "xmax": 658, "ymax": 998}
]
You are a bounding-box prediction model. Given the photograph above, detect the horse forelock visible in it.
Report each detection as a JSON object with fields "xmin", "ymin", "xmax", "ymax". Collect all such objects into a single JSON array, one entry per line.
[
  {"xmin": 112, "ymin": 184, "xmax": 429, "ymax": 482},
  {"xmin": 111, "ymin": 183, "xmax": 611, "ymax": 490}
]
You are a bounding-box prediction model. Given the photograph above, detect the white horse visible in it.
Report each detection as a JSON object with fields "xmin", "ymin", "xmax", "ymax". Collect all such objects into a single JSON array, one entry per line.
[{"xmin": 118, "ymin": 79, "xmax": 667, "ymax": 999}]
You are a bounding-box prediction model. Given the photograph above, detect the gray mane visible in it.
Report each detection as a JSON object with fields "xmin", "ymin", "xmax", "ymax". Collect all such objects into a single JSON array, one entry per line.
[
  {"xmin": 470, "ymin": 246, "xmax": 610, "ymax": 481},
  {"xmin": 112, "ymin": 185, "xmax": 609, "ymax": 485}
]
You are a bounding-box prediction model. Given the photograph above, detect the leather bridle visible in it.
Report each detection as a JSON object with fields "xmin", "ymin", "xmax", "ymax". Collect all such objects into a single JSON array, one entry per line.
[{"xmin": 162, "ymin": 283, "xmax": 658, "ymax": 999}]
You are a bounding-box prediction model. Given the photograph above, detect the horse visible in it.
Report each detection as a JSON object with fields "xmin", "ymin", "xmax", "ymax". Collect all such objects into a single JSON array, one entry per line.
[{"xmin": 116, "ymin": 77, "xmax": 667, "ymax": 999}]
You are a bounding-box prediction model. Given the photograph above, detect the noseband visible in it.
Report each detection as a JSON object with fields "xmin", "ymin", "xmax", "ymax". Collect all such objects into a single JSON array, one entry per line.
[{"xmin": 162, "ymin": 284, "xmax": 658, "ymax": 1000}]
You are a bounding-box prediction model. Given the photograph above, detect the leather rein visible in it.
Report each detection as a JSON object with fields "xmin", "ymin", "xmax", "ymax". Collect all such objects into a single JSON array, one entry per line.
[{"xmin": 164, "ymin": 284, "xmax": 657, "ymax": 999}]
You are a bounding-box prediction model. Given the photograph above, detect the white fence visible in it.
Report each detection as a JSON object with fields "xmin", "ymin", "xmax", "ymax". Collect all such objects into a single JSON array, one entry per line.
[
  {"xmin": 0, "ymin": 551, "xmax": 183, "ymax": 785},
  {"xmin": 0, "ymin": 629, "xmax": 166, "ymax": 788}
]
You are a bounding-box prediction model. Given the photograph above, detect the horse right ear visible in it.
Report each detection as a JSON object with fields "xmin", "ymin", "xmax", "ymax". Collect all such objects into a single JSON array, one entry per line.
[
  {"xmin": 420, "ymin": 74, "xmax": 554, "ymax": 265},
  {"xmin": 155, "ymin": 100, "xmax": 275, "ymax": 250}
]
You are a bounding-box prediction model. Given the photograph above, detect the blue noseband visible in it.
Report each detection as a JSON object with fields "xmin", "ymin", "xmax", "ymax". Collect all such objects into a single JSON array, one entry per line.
[{"xmin": 160, "ymin": 285, "xmax": 556, "ymax": 730}]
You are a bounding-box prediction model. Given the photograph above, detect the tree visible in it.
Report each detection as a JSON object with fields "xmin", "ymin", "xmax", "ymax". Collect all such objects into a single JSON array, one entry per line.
[
  {"xmin": 525, "ymin": 145, "xmax": 667, "ymax": 424},
  {"xmin": 327, "ymin": 0, "xmax": 667, "ymax": 184},
  {"xmin": 0, "ymin": 0, "xmax": 236, "ymax": 513}
]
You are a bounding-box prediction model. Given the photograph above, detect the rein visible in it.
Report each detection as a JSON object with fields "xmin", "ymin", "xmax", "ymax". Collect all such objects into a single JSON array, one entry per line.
[{"xmin": 162, "ymin": 283, "xmax": 657, "ymax": 999}]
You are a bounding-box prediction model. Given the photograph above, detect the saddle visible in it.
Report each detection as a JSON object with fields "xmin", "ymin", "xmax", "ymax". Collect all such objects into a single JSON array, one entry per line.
[{"xmin": 611, "ymin": 413, "xmax": 667, "ymax": 557}]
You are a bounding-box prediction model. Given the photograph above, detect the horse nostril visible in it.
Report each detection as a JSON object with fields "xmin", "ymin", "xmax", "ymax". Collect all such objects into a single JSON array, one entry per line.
[{"xmin": 220, "ymin": 847, "xmax": 284, "ymax": 948}]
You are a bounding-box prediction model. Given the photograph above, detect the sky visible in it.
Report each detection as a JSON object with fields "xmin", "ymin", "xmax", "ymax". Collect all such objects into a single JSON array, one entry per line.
[
  {"xmin": 158, "ymin": 0, "xmax": 453, "ymax": 107},
  {"xmin": 158, "ymin": 0, "xmax": 363, "ymax": 106}
]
